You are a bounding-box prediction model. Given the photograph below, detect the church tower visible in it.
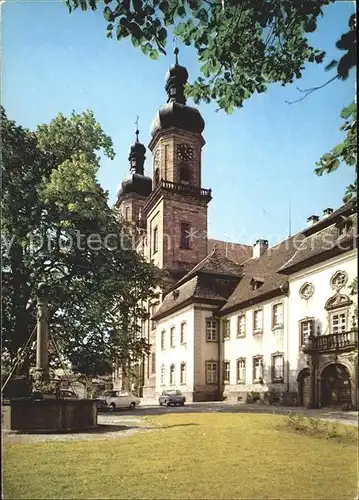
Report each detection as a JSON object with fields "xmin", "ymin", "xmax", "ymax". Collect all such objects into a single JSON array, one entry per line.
[
  {"xmin": 144, "ymin": 48, "xmax": 212, "ymax": 280},
  {"xmin": 115, "ymin": 126, "xmax": 152, "ymax": 235}
]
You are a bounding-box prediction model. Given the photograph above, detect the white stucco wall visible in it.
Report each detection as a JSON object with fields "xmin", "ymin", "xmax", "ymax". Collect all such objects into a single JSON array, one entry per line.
[
  {"xmin": 286, "ymin": 249, "xmax": 357, "ymax": 387},
  {"xmin": 155, "ymin": 305, "xmax": 195, "ymax": 395},
  {"xmin": 193, "ymin": 305, "xmax": 220, "ymax": 392},
  {"xmin": 221, "ymin": 296, "xmax": 288, "ymax": 397}
]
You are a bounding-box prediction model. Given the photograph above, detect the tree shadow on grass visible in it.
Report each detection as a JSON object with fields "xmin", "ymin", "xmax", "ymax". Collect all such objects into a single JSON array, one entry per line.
[{"xmin": 158, "ymin": 423, "xmax": 200, "ymax": 429}]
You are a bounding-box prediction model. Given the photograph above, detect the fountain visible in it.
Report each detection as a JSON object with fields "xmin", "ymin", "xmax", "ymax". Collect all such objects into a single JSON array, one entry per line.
[{"xmin": 2, "ymin": 284, "xmax": 98, "ymax": 433}]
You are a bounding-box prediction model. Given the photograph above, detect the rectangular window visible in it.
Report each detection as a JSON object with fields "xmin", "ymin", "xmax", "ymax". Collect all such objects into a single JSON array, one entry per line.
[
  {"xmin": 153, "ymin": 226, "xmax": 158, "ymax": 253},
  {"xmin": 237, "ymin": 314, "xmax": 246, "ymax": 338},
  {"xmin": 272, "ymin": 303, "xmax": 283, "ymax": 328},
  {"xmin": 206, "ymin": 318, "xmax": 218, "ymax": 341},
  {"xmin": 180, "ymin": 362, "xmax": 186, "ymax": 384},
  {"xmin": 180, "ymin": 322, "xmax": 186, "ymax": 344},
  {"xmin": 160, "ymin": 365, "xmax": 165, "ymax": 385},
  {"xmin": 125, "ymin": 206, "xmax": 130, "ymax": 221},
  {"xmin": 170, "ymin": 364, "xmax": 175, "ymax": 385},
  {"xmin": 222, "ymin": 319, "xmax": 230, "ymax": 340},
  {"xmin": 223, "ymin": 361, "xmax": 230, "ymax": 383},
  {"xmin": 237, "ymin": 358, "xmax": 246, "ymax": 383},
  {"xmin": 331, "ymin": 311, "xmax": 347, "ymax": 334},
  {"xmin": 170, "ymin": 326, "xmax": 175, "ymax": 347},
  {"xmin": 206, "ymin": 361, "xmax": 218, "ymax": 384},
  {"xmin": 161, "ymin": 330, "xmax": 165, "ymax": 350},
  {"xmin": 253, "ymin": 309, "xmax": 263, "ymax": 334},
  {"xmin": 271, "ymin": 353, "xmax": 284, "ymax": 382},
  {"xmin": 180, "ymin": 222, "xmax": 191, "ymax": 249},
  {"xmin": 151, "ymin": 352, "xmax": 156, "ymax": 374},
  {"xmin": 253, "ymin": 356, "xmax": 263, "ymax": 382},
  {"xmin": 299, "ymin": 318, "xmax": 315, "ymax": 347}
]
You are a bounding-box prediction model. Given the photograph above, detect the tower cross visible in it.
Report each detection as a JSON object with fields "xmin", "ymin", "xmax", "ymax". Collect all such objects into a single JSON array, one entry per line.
[{"xmin": 135, "ymin": 115, "xmax": 140, "ymax": 141}]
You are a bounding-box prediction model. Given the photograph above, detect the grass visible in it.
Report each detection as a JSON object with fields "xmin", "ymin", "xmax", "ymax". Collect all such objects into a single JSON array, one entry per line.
[{"xmin": 3, "ymin": 413, "xmax": 358, "ymax": 499}]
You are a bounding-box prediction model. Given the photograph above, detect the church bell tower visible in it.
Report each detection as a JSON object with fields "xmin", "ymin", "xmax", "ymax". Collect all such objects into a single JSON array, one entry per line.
[{"xmin": 144, "ymin": 48, "xmax": 212, "ymax": 279}]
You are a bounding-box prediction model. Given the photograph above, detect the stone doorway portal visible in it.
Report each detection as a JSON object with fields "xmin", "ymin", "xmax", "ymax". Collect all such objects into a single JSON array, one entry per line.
[
  {"xmin": 321, "ymin": 363, "xmax": 351, "ymax": 407},
  {"xmin": 298, "ymin": 368, "xmax": 310, "ymax": 407}
]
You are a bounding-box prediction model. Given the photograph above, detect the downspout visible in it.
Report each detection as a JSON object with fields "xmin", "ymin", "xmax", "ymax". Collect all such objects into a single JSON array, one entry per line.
[
  {"xmin": 286, "ymin": 294, "xmax": 290, "ymax": 392},
  {"xmin": 216, "ymin": 314, "xmax": 221, "ymax": 401}
]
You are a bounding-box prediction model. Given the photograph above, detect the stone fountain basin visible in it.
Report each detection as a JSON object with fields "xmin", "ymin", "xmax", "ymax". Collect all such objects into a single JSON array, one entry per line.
[{"xmin": 2, "ymin": 398, "xmax": 97, "ymax": 433}]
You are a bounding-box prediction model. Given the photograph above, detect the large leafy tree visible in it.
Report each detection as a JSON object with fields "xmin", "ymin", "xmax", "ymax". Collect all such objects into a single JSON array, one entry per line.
[
  {"xmin": 65, "ymin": 0, "xmax": 355, "ymax": 112},
  {"xmin": 1, "ymin": 107, "xmax": 161, "ymax": 377},
  {"xmin": 65, "ymin": 0, "xmax": 356, "ymax": 199},
  {"xmin": 315, "ymin": 100, "xmax": 357, "ymax": 202}
]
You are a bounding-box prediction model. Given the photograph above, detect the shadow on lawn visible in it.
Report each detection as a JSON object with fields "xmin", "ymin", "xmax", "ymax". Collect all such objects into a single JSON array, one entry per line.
[{"xmin": 160, "ymin": 423, "xmax": 199, "ymax": 429}]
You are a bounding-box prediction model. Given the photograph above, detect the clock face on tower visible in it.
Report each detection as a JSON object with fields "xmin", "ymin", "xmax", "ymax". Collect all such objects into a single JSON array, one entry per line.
[{"xmin": 177, "ymin": 143, "xmax": 194, "ymax": 162}]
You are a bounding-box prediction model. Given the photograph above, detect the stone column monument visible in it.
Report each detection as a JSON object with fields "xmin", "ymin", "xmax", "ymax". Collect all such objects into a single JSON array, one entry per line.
[{"xmin": 34, "ymin": 282, "xmax": 50, "ymax": 385}]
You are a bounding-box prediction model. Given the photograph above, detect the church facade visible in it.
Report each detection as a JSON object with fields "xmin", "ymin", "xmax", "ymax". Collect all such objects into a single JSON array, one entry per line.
[{"xmin": 116, "ymin": 51, "xmax": 358, "ymax": 409}]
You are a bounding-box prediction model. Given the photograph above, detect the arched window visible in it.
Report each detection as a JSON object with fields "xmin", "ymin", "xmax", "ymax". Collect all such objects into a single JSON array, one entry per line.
[{"xmin": 179, "ymin": 164, "xmax": 190, "ymax": 184}]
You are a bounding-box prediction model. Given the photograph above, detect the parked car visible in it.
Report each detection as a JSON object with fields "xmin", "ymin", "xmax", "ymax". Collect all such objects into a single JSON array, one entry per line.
[
  {"xmin": 96, "ymin": 391, "xmax": 140, "ymax": 411},
  {"xmin": 59, "ymin": 389, "xmax": 78, "ymax": 399},
  {"xmin": 159, "ymin": 389, "xmax": 186, "ymax": 406}
]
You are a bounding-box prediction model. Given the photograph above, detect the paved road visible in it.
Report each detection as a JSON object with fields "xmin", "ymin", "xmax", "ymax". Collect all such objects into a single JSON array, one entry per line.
[
  {"xmin": 100, "ymin": 401, "xmax": 358, "ymax": 427},
  {"xmin": 3, "ymin": 401, "xmax": 357, "ymax": 443}
]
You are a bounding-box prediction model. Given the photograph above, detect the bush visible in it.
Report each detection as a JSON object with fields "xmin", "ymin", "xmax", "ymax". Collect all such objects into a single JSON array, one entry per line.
[
  {"xmin": 286, "ymin": 412, "xmax": 357, "ymax": 444},
  {"xmin": 247, "ymin": 391, "xmax": 261, "ymax": 404}
]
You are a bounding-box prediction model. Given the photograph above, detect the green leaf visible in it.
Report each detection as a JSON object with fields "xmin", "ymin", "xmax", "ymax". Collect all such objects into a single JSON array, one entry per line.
[
  {"xmin": 340, "ymin": 102, "xmax": 355, "ymax": 119},
  {"xmin": 131, "ymin": 35, "xmax": 140, "ymax": 47},
  {"xmin": 149, "ymin": 49, "xmax": 159, "ymax": 60},
  {"xmin": 158, "ymin": 27, "xmax": 167, "ymax": 42},
  {"xmin": 103, "ymin": 6, "xmax": 113, "ymax": 22},
  {"xmin": 133, "ymin": 0, "xmax": 142, "ymax": 13},
  {"xmin": 325, "ymin": 59, "xmax": 338, "ymax": 71},
  {"xmin": 197, "ymin": 8, "xmax": 209, "ymax": 24}
]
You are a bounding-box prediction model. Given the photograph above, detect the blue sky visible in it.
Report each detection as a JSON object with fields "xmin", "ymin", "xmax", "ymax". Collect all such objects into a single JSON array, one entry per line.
[{"xmin": 2, "ymin": 0, "xmax": 355, "ymax": 245}]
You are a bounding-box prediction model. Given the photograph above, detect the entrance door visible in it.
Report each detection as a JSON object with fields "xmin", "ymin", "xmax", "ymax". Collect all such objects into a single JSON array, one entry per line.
[
  {"xmin": 298, "ymin": 369, "xmax": 310, "ymax": 406},
  {"xmin": 321, "ymin": 364, "xmax": 351, "ymax": 407}
]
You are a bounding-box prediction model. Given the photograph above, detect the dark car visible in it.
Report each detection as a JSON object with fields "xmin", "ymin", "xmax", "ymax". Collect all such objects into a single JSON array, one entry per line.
[
  {"xmin": 59, "ymin": 389, "xmax": 78, "ymax": 399},
  {"xmin": 159, "ymin": 389, "xmax": 186, "ymax": 407}
]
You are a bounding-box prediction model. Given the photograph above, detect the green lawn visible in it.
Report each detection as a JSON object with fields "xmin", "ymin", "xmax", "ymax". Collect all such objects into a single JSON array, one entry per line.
[{"xmin": 3, "ymin": 413, "xmax": 358, "ymax": 499}]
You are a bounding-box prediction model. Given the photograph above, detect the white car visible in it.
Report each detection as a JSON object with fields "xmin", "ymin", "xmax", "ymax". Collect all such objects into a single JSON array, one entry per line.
[{"xmin": 99, "ymin": 390, "xmax": 140, "ymax": 411}]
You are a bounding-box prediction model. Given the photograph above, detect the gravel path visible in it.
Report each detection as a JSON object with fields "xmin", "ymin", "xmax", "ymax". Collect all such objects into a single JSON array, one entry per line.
[
  {"xmin": 3, "ymin": 403, "xmax": 357, "ymax": 443},
  {"xmin": 2, "ymin": 415, "xmax": 157, "ymax": 443}
]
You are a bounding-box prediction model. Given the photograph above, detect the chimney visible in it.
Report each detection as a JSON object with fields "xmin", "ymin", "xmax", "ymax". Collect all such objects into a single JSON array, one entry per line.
[
  {"xmin": 307, "ymin": 215, "xmax": 319, "ymax": 227},
  {"xmin": 323, "ymin": 208, "xmax": 333, "ymax": 217},
  {"xmin": 253, "ymin": 239, "xmax": 268, "ymax": 259}
]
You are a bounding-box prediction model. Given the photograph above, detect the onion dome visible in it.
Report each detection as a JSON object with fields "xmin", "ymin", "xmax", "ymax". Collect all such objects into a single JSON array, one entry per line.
[
  {"xmin": 117, "ymin": 126, "xmax": 152, "ymax": 200},
  {"xmin": 150, "ymin": 47, "xmax": 205, "ymax": 137},
  {"xmin": 129, "ymin": 128, "xmax": 146, "ymax": 175}
]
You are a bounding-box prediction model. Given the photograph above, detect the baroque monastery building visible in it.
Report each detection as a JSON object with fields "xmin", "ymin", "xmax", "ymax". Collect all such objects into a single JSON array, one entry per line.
[{"xmin": 115, "ymin": 50, "xmax": 358, "ymax": 409}]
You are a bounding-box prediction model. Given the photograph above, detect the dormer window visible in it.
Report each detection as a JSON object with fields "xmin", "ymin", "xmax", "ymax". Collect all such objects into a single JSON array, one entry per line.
[{"xmin": 251, "ymin": 277, "xmax": 264, "ymax": 291}]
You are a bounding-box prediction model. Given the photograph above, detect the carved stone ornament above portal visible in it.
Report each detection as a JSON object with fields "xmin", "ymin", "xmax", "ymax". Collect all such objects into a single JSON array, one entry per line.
[
  {"xmin": 324, "ymin": 292, "xmax": 352, "ymax": 311},
  {"xmin": 299, "ymin": 282, "xmax": 314, "ymax": 300},
  {"xmin": 330, "ymin": 270, "xmax": 348, "ymax": 291}
]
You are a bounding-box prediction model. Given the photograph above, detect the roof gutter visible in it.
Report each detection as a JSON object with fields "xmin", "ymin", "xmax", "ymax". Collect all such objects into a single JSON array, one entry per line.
[
  {"xmin": 217, "ymin": 284, "xmax": 289, "ymax": 317},
  {"xmin": 278, "ymin": 238, "xmax": 357, "ymax": 275},
  {"xmin": 153, "ymin": 297, "xmax": 225, "ymax": 322}
]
